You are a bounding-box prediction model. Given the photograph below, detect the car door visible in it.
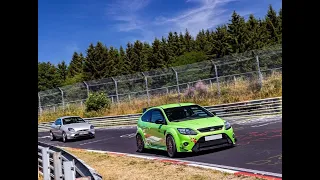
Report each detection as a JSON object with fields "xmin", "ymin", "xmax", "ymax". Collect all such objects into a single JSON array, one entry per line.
[
  {"xmin": 52, "ymin": 119, "xmax": 62, "ymax": 137},
  {"xmin": 149, "ymin": 109, "xmax": 167, "ymax": 148},
  {"xmin": 139, "ymin": 110, "xmax": 153, "ymax": 146}
]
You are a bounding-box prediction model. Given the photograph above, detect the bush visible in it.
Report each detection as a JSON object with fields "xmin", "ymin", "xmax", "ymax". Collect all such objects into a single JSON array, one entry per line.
[{"xmin": 85, "ymin": 92, "xmax": 111, "ymax": 112}]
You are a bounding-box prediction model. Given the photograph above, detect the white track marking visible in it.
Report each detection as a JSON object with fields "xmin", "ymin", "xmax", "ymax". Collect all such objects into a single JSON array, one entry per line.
[
  {"xmin": 38, "ymin": 136, "xmax": 51, "ymax": 139},
  {"xmin": 251, "ymin": 121, "xmax": 281, "ymax": 127},
  {"xmin": 79, "ymin": 137, "xmax": 115, "ymax": 146}
]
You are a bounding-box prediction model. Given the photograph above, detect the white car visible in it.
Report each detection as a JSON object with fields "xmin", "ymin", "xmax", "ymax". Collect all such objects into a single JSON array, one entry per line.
[{"xmin": 50, "ymin": 116, "xmax": 95, "ymax": 143}]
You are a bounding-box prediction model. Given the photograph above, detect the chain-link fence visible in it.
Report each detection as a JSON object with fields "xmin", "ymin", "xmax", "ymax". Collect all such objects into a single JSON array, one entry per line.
[{"xmin": 38, "ymin": 45, "xmax": 282, "ymax": 115}]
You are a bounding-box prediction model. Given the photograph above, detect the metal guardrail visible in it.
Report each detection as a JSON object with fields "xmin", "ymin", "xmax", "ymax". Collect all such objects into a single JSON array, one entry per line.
[
  {"xmin": 38, "ymin": 97, "xmax": 282, "ymax": 132},
  {"xmin": 38, "ymin": 142, "xmax": 102, "ymax": 180}
]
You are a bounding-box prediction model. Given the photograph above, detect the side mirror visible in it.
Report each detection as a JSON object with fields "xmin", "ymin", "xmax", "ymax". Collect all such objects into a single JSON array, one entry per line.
[{"xmin": 155, "ymin": 119, "xmax": 164, "ymax": 124}]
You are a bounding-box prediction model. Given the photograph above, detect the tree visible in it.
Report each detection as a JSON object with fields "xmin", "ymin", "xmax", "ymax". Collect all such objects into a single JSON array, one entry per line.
[
  {"xmin": 38, "ymin": 62, "xmax": 62, "ymax": 91},
  {"xmin": 57, "ymin": 60, "xmax": 68, "ymax": 82},
  {"xmin": 228, "ymin": 11, "xmax": 249, "ymax": 53},
  {"xmin": 118, "ymin": 46, "xmax": 126, "ymax": 75},
  {"xmin": 124, "ymin": 42, "xmax": 134, "ymax": 74},
  {"xmin": 132, "ymin": 40, "xmax": 147, "ymax": 72},
  {"xmin": 265, "ymin": 5, "xmax": 280, "ymax": 44},
  {"xmin": 149, "ymin": 38, "xmax": 165, "ymax": 69},
  {"xmin": 108, "ymin": 46, "xmax": 121, "ymax": 77},
  {"xmin": 211, "ymin": 25, "xmax": 233, "ymax": 58},
  {"xmin": 68, "ymin": 52, "xmax": 83, "ymax": 77},
  {"xmin": 184, "ymin": 29, "xmax": 194, "ymax": 52}
]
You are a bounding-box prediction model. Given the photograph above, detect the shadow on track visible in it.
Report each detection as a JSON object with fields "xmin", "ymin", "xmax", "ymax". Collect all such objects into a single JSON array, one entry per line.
[{"xmin": 138, "ymin": 145, "xmax": 236, "ymax": 158}]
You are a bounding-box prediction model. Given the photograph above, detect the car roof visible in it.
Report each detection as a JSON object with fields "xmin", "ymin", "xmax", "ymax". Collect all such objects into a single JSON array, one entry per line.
[
  {"xmin": 59, "ymin": 116, "xmax": 80, "ymax": 119},
  {"xmin": 153, "ymin": 103, "xmax": 196, "ymax": 110}
]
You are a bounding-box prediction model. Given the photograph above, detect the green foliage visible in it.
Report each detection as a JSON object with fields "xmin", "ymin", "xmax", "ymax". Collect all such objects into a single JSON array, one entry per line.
[
  {"xmin": 170, "ymin": 51, "xmax": 207, "ymax": 67},
  {"xmin": 38, "ymin": 4, "xmax": 282, "ymax": 93},
  {"xmin": 85, "ymin": 92, "xmax": 111, "ymax": 112}
]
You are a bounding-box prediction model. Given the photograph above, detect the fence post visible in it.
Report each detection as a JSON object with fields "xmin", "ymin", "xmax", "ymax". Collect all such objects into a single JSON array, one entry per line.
[
  {"xmin": 53, "ymin": 152, "xmax": 63, "ymax": 180},
  {"xmin": 141, "ymin": 72, "xmax": 150, "ymax": 105},
  {"xmin": 38, "ymin": 93, "xmax": 42, "ymax": 115},
  {"xmin": 63, "ymin": 161, "xmax": 76, "ymax": 180},
  {"xmin": 211, "ymin": 61, "xmax": 220, "ymax": 96},
  {"xmin": 83, "ymin": 81, "xmax": 90, "ymax": 98},
  {"xmin": 171, "ymin": 67, "xmax": 180, "ymax": 95},
  {"xmin": 58, "ymin": 88, "xmax": 65, "ymax": 110},
  {"xmin": 128, "ymin": 94, "xmax": 131, "ymax": 103},
  {"xmin": 111, "ymin": 77, "xmax": 119, "ymax": 103},
  {"xmin": 41, "ymin": 147, "xmax": 50, "ymax": 180},
  {"xmin": 256, "ymin": 55, "xmax": 263, "ymax": 88}
]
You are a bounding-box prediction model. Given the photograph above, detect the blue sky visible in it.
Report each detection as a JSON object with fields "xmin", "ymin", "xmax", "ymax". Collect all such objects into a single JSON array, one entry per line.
[{"xmin": 38, "ymin": 0, "xmax": 282, "ymax": 65}]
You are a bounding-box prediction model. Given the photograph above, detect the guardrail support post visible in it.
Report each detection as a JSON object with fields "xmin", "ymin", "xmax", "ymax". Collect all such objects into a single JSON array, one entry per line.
[
  {"xmin": 111, "ymin": 77, "xmax": 119, "ymax": 103},
  {"xmin": 211, "ymin": 61, "xmax": 220, "ymax": 96},
  {"xmin": 63, "ymin": 161, "xmax": 76, "ymax": 180},
  {"xmin": 42, "ymin": 147, "xmax": 50, "ymax": 180},
  {"xmin": 141, "ymin": 72, "xmax": 150, "ymax": 105},
  {"xmin": 38, "ymin": 93, "xmax": 42, "ymax": 115},
  {"xmin": 83, "ymin": 81, "xmax": 90, "ymax": 98},
  {"xmin": 256, "ymin": 55, "xmax": 263, "ymax": 88},
  {"xmin": 58, "ymin": 87, "xmax": 65, "ymax": 110},
  {"xmin": 171, "ymin": 67, "xmax": 180, "ymax": 95},
  {"xmin": 53, "ymin": 152, "xmax": 63, "ymax": 180}
]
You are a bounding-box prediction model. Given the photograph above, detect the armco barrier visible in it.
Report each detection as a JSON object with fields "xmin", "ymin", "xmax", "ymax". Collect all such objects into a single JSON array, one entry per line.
[
  {"xmin": 38, "ymin": 97, "xmax": 282, "ymax": 132},
  {"xmin": 38, "ymin": 141, "xmax": 102, "ymax": 180}
]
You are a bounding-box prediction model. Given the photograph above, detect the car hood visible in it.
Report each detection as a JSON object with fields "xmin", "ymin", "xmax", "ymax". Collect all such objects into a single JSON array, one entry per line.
[
  {"xmin": 64, "ymin": 123, "xmax": 91, "ymax": 131},
  {"xmin": 169, "ymin": 116, "xmax": 225, "ymax": 130}
]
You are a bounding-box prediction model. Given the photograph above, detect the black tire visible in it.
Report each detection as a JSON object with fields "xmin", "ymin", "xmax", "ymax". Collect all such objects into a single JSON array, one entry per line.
[
  {"xmin": 62, "ymin": 132, "xmax": 68, "ymax": 143},
  {"xmin": 136, "ymin": 134, "xmax": 145, "ymax": 153},
  {"xmin": 50, "ymin": 131, "xmax": 56, "ymax": 141},
  {"xmin": 166, "ymin": 135, "xmax": 177, "ymax": 158}
]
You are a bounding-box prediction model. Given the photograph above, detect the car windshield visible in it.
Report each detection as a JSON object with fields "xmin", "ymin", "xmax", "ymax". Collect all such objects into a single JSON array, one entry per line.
[
  {"xmin": 163, "ymin": 105, "xmax": 214, "ymax": 122},
  {"xmin": 63, "ymin": 117, "xmax": 86, "ymax": 125}
]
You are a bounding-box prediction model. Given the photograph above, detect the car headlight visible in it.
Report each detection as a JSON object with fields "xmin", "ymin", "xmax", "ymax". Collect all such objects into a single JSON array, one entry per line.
[
  {"xmin": 177, "ymin": 128, "xmax": 197, "ymax": 135},
  {"xmin": 225, "ymin": 121, "xmax": 231, "ymax": 130},
  {"xmin": 68, "ymin": 128, "xmax": 75, "ymax": 132},
  {"xmin": 90, "ymin": 125, "xmax": 94, "ymax": 129}
]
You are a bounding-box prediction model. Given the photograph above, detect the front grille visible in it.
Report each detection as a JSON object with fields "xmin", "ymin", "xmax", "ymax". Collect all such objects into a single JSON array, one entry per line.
[
  {"xmin": 198, "ymin": 125, "xmax": 223, "ymax": 133},
  {"xmin": 78, "ymin": 129, "xmax": 89, "ymax": 132},
  {"xmin": 192, "ymin": 133, "xmax": 231, "ymax": 152}
]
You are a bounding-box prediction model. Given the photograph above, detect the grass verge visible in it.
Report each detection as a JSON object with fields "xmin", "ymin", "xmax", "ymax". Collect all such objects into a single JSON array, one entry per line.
[
  {"xmin": 39, "ymin": 72, "xmax": 282, "ymax": 123},
  {"xmin": 63, "ymin": 147, "xmax": 263, "ymax": 180}
]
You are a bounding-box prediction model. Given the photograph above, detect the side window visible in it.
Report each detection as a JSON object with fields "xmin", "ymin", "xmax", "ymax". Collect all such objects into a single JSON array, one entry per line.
[
  {"xmin": 55, "ymin": 119, "xmax": 62, "ymax": 125},
  {"xmin": 150, "ymin": 110, "xmax": 165, "ymax": 123},
  {"xmin": 141, "ymin": 111, "xmax": 151, "ymax": 122}
]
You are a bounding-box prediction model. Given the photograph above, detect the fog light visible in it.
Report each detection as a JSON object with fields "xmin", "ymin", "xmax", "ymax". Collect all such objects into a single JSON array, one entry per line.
[{"xmin": 183, "ymin": 142, "xmax": 189, "ymax": 146}]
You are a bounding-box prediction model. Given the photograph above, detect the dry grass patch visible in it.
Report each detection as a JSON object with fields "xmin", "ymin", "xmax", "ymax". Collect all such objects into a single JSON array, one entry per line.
[{"xmin": 63, "ymin": 147, "xmax": 263, "ymax": 180}]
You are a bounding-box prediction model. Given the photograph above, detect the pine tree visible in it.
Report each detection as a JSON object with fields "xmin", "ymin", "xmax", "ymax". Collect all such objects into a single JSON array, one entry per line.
[
  {"xmin": 132, "ymin": 40, "xmax": 146, "ymax": 72},
  {"xmin": 184, "ymin": 29, "xmax": 194, "ymax": 52},
  {"xmin": 160, "ymin": 37, "xmax": 172, "ymax": 67},
  {"xmin": 211, "ymin": 25, "xmax": 232, "ymax": 58},
  {"xmin": 38, "ymin": 62, "xmax": 62, "ymax": 91},
  {"xmin": 265, "ymin": 5, "xmax": 280, "ymax": 44},
  {"xmin": 228, "ymin": 11, "xmax": 249, "ymax": 53},
  {"xmin": 150, "ymin": 38, "xmax": 165, "ymax": 69},
  {"xmin": 68, "ymin": 52, "xmax": 83, "ymax": 77},
  {"xmin": 108, "ymin": 46, "xmax": 120, "ymax": 77},
  {"xmin": 142, "ymin": 42, "xmax": 153, "ymax": 70},
  {"xmin": 124, "ymin": 42, "xmax": 134, "ymax": 75},
  {"xmin": 119, "ymin": 46, "xmax": 126, "ymax": 75},
  {"xmin": 57, "ymin": 60, "xmax": 68, "ymax": 82}
]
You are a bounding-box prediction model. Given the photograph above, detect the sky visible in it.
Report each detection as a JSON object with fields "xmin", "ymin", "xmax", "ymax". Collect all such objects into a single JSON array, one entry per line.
[{"xmin": 38, "ymin": 0, "xmax": 282, "ymax": 65}]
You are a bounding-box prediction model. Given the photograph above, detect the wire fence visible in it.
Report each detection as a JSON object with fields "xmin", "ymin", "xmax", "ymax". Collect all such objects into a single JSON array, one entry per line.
[{"xmin": 38, "ymin": 46, "xmax": 282, "ymax": 115}]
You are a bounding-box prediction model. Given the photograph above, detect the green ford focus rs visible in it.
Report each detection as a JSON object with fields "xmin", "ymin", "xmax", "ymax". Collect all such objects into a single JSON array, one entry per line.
[{"xmin": 135, "ymin": 103, "xmax": 237, "ymax": 158}]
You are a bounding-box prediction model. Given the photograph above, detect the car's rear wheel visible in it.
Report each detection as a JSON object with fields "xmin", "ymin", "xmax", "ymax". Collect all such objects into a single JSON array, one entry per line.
[
  {"xmin": 166, "ymin": 135, "xmax": 177, "ymax": 158},
  {"xmin": 62, "ymin": 132, "xmax": 68, "ymax": 143},
  {"xmin": 50, "ymin": 131, "xmax": 56, "ymax": 141},
  {"xmin": 136, "ymin": 134, "xmax": 145, "ymax": 152}
]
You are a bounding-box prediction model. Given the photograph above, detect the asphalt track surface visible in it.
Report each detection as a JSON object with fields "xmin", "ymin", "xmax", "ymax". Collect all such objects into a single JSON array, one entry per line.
[{"xmin": 38, "ymin": 115, "xmax": 282, "ymax": 174}]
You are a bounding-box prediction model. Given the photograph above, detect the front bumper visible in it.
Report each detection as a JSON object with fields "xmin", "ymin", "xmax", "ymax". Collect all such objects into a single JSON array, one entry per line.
[
  {"xmin": 177, "ymin": 127, "xmax": 236, "ymax": 152},
  {"xmin": 66, "ymin": 129, "xmax": 95, "ymax": 139}
]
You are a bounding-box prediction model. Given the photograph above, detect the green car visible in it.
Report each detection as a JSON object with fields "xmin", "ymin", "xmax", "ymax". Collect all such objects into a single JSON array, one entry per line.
[{"xmin": 135, "ymin": 103, "xmax": 237, "ymax": 158}]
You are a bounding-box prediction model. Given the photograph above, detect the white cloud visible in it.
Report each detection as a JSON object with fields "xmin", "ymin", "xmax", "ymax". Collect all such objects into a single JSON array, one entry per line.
[{"xmin": 107, "ymin": 0, "xmax": 255, "ymax": 42}]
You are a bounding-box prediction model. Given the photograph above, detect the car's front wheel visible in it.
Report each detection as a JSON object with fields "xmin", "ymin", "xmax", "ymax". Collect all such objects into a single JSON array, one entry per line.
[
  {"xmin": 50, "ymin": 131, "xmax": 56, "ymax": 141},
  {"xmin": 166, "ymin": 135, "xmax": 177, "ymax": 158},
  {"xmin": 62, "ymin": 132, "xmax": 68, "ymax": 143},
  {"xmin": 136, "ymin": 134, "xmax": 145, "ymax": 153}
]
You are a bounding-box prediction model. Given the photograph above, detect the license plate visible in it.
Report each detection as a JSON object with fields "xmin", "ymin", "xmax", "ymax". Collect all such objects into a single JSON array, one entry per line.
[
  {"xmin": 79, "ymin": 131, "xmax": 88, "ymax": 135},
  {"xmin": 205, "ymin": 134, "xmax": 222, "ymax": 141}
]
